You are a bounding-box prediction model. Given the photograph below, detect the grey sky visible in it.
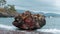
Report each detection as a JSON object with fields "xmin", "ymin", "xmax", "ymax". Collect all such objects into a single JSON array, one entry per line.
[{"xmin": 6, "ymin": 0, "xmax": 60, "ymax": 14}]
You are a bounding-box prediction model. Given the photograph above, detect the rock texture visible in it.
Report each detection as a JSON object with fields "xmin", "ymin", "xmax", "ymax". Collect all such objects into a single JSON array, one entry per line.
[{"xmin": 12, "ymin": 11, "xmax": 46, "ymax": 30}]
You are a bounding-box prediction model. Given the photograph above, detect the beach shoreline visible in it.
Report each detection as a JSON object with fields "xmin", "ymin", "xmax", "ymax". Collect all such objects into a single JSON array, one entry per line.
[{"xmin": 0, "ymin": 29, "xmax": 53, "ymax": 34}]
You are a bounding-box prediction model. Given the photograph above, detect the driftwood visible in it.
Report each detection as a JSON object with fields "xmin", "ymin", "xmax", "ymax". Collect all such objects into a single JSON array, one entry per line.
[{"xmin": 12, "ymin": 11, "xmax": 46, "ymax": 30}]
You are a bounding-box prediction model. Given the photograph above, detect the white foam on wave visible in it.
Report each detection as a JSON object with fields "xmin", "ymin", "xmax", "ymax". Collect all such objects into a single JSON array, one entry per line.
[
  {"xmin": 37, "ymin": 29, "xmax": 60, "ymax": 33},
  {"xmin": 0, "ymin": 24, "xmax": 60, "ymax": 33},
  {"xmin": 0, "ymin": 24, "xmax": 16, "ymax": 30}
]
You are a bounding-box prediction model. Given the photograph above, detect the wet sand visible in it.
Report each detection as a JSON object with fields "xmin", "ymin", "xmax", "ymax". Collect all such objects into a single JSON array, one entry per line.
[
  {"xmin": 0, "ymin": 29, "xmax": 53, "ymax": 34},
  {"xmin": 0, "ymin": 24, "xmax": 53, "ymax": 34},
  {"xmin": 0, "ymin": 24, "xmax": 54, "ymax": 34}
]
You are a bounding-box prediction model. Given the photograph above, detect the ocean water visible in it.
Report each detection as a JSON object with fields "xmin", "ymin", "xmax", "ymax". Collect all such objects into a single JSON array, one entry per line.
[{"xmin": 0, "ymin": 17, "xmax": 60, "ymax": 34}]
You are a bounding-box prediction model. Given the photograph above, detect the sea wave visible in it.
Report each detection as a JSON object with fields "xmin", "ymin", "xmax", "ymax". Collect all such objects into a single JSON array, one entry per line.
[
  {"xmin": 37, "ymin": 29, "xmax": 60, "ymax": 33},
  {"xmin": 0, "ymin": 24, "xmax": 16, "ymax": 30},
  {"xmin": 0, "ymin": 24, "xmax": 60, "ymax": 33}
]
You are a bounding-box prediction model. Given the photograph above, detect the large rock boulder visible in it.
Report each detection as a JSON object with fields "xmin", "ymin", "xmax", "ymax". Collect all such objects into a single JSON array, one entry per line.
[{"xmin": 12, "ymin": 11, "xmax": 46, "ymax": 30}]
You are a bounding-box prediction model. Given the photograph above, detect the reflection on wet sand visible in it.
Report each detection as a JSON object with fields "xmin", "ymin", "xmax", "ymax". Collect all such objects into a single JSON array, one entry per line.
[
  {"xmin": 0, "ymin": 25, "xmax": 53, "ymax": 34},
  {"xmin": 0, "ymin": 29, "xmax": 53, "ymax": 34}
]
